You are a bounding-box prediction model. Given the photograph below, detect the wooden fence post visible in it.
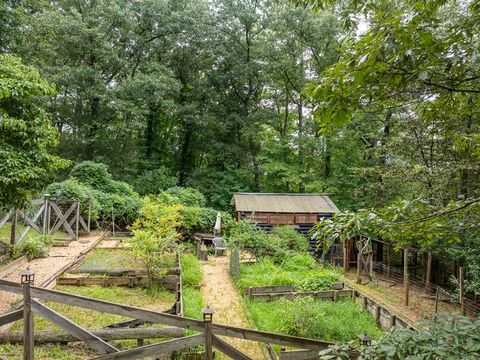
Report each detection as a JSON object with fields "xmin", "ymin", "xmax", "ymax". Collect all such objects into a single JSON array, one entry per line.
[
  {"xmin": 87, "ymin": 200, "xmax": 91, "ymax": 233},
  {"xmin": 75, "ymin": 202, "xmax": 80, "ymax": 240},
  {"xmin": 202, "ymin": 307, "xmax": 214, "ymax": 360},
  {"xmin": 343, "ymin": 241, "xmax": 348, "ymax": 272},
  {"xmin": 42, "ymin": 195, "xmax": 50, "ymax": 235},
  {"xmin": 10, "ymin": 209, "xmax": 17, "ymax": 247},
  {"xmin": 22, "ymin": 280, "xmax": 34, "ymax": 360},
  {"xmin": 404, "ymin": 248, "xmax": 409, "ymax": 307},
  {"xmin": 459, "ymin": 267, "xmax": 465, "ymax": 316}
]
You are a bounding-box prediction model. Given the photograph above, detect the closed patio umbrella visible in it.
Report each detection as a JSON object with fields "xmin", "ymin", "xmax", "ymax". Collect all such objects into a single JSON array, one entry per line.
[{"xmin": 214, "ymin": 212, "xmax": 221, "ymax": 235}]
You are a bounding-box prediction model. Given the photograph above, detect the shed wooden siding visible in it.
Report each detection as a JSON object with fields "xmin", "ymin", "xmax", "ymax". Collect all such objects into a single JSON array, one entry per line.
[{"xmin": 231, "ymin": 193, "xmax": 338, "ymax": 225}]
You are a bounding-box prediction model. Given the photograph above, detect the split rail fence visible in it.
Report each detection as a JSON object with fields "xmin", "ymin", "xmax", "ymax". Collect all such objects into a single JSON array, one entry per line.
[{"xmin": 0, "ymin": 278, "xmax": 358, "ymax": 360}]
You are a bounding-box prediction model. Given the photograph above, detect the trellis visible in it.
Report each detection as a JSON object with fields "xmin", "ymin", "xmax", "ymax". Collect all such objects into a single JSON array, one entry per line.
[{"xmin": 0, "ymin": 196, "xmax": 91, "ymax": 247}]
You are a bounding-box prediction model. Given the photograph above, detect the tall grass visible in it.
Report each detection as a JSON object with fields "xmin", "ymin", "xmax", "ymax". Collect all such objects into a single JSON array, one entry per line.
[
  {"xmin": 181, "ymin": 253, "xmax": 203, "ymax": 286},
  {"xmin": 246, "ymin": 297, "xmax": 383, "ymax": 342},
  {"xmin": 238, "ymin": 254, "xmax": 342, "ymax": 291}
]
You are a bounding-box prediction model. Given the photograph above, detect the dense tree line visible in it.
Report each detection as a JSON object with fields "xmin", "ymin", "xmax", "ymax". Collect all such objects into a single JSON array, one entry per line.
[{"xmin": 1, "ymin": 0, "xmax": 479, "ymax": 214}]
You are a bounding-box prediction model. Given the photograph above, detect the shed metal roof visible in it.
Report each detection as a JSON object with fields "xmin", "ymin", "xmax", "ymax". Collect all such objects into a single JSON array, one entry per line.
[{"xmin": 231, "ymin": 193, "xmax": 339, "ymax": 214}]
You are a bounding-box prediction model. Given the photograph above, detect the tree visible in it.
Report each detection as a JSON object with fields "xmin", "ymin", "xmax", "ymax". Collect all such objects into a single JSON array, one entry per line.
[{"xmin": 0, "ymin": 54, "xmax": 67, "ymax": 207}]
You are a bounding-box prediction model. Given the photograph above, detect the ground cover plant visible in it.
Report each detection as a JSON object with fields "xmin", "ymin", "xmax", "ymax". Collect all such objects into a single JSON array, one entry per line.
[
  {"xmin": 247, "ymin": 297, "xmax": 382, "ymax": 343},
  {"xmin": 238, "ymin": 253, "xmax": 342, "ymax": 291},
  {"xmin": 73, "ymin": 248, "xmax": 146, "ymax": 272}
]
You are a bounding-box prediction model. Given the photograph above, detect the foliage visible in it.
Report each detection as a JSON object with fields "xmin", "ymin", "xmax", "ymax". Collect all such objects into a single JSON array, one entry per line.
[
  {"xmin": 238, "ymin": 256, "xmax": 342, "ymax": 291},
  {"xmin": 12, "ymin": 234, "xmax": 54, "ymax": 260},
  {"xmin": 181, "ymin": 253, "xmax": 203, "ymax": 287},
  {"xmin": 0, "ymin": 53, "xmax": 67, "ymax": 208},
  {"xmin": 319, "ymin": 315, "xmax": 480, "ymax": 360},
  {"xmin": 165, "ymin": 187, "xmax": 206, "ymax": 208},
  {"xmin": 229, "ymin": 222, "xmax": 309, "ymax": 263},
  {"xmin": 182, "ymin": 287, "xmax": 205, "ymax": 320},
  {"xmin": 134, "ymin": 167, "xmax": 177, "ymax": 196},
  {"xmin": 247, "ymin": 297, "xmax": 382, "ymax": 342},
  {"xmin": 128, "ymin": 229, "xmax": 176, "ymax": 284}
]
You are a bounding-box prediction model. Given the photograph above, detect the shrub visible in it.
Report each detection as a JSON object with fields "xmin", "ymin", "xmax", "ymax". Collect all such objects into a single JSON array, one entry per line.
[
  {"xmin": 320, "ymin": 315, "xmax": 480, "ymax": 360},
  {"xmin": 165, "ymin": 187, "xmax": 206, "ymax": 207},
  {"xmin": 128, "ymin": 230, "xmax": 175, "ymax": 284},
  {"xmin": 134, "ymin": 167, "xmax": 177, "ymax": 196},
  {"xmin": 13, "ymin": 234, "xmax": 54, "ymax": 260},
  {"xmin": 270, "ymin": 225, "xmax": 309, "ymax": 253}
]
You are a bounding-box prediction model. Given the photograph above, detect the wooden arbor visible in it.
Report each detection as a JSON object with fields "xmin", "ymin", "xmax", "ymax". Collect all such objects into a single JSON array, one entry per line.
[{"xmin": 0, "ymin": 278, "xmax": 358, "ymax": 360}]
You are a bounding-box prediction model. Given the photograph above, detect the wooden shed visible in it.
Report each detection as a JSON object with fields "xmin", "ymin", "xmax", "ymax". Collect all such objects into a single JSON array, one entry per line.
[{"xmin": 230, "ymin": 193, "xmax": 339, "ymax": 228}]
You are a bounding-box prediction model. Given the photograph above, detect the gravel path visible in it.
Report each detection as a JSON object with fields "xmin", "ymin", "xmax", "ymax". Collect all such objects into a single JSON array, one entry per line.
[
  {"xmin": 0, "ymin": 233, "xmax": 104, "ymax": 317},
  {"xmin": 201, "ymin": 255, "xmax": 265, "ymax": 359}
]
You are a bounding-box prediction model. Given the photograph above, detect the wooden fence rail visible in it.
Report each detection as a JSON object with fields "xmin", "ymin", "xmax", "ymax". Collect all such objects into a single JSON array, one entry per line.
[{"xmin": 0, "ymin": 278, "xmax": 354, "ymax": 360}]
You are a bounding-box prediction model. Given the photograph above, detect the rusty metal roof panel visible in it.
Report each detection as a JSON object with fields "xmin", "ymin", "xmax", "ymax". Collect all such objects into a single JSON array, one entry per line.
[{"xmin": 231, "ymin": 193, "xmax": 339, "ymax": 214}]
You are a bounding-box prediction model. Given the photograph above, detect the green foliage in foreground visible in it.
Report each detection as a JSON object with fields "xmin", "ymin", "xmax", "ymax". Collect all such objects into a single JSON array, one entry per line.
[
  {"xmin": 247, "ymin": 297, "xmax": 382, "ymax": 342},
  {"xmin": 182, "ymin": 287, "xmax": 205, "ymax": 320},
  {"xmin": 0, "ymin": 54, "xmax": 67, "ymax": 208},
  {"xmin": 238, "ymin": 255, "xmax": 342, "ymax": 292},
  {"xmin": 181, "ymin": 252, "xmax": 205, "ymax": 320},
  {"xmin": 320, "ymin": 315, "xmax": 480, "ymax": 360}
]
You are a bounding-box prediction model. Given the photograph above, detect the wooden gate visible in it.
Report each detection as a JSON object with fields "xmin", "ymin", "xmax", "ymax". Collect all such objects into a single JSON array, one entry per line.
[{"xmin": 0, "ymin": 197, "xmax": 91, "ymax": 247}]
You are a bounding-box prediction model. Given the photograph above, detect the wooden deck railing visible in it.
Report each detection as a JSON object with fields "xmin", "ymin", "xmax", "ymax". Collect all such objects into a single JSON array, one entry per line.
[{"xmin": 0, "ymin": 278, "xmax": 356, "ymax": 360}]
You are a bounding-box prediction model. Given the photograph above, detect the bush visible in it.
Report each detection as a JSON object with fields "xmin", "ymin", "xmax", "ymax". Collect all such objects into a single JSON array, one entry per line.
[
  {"xmin": 165, "ymin": 187, "xmax": 206, "ymax": 207},
  {"xmin": 228, "ymin": 222, "xmax": 309, "ymax": 264},
  {"xmin": 320, "ymin": 315, "xmax": 480, "ymax": 360},
  {"xmin": 13, "ymin": 234, "xmax": 54, "ymax": 260},
  {"xmin": 134, "ymin": 167, "xmax": 177, "ymax": 196}
]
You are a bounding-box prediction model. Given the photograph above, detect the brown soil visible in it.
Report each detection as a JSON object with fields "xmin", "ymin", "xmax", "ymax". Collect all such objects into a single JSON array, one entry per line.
[
  {"xmin": 0, "ymin": 233, "xmax": 104, "ymax": 317},
  {"xmin": 201, "ymin": 255, "xmax": 265, "ymax": 359}
]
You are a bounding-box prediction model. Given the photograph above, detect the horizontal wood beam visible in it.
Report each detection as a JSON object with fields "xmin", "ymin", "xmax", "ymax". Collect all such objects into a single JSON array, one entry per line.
[
  {"xmin": 0, "ymin": 309, "xmax": 23, "ymax": 326},
  {"xmin": 32, "ymin": 299, "xmax": 118, "ymax": 354},
  {"xmin": 0, "ymin": 326, "xmax": 185, "ymax": 344},
  {"xmin": 213, "ymin": 335, "xmax": 253, "ymax": 360},
  {"xmin": 211, "ymin": 324, "xmax": 333, "ymax": 351},
  {"xmin": 91, "ymin": 334, "xmax": 205, "ymax": 360},
  {"xmin": 0, "ymin": 279, "xmax": 203, "ymax": 331}
]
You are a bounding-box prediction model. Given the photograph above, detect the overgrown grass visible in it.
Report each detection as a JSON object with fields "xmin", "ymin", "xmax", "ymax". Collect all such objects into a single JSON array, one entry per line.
[
  {"xmin": 182, "ymin": 287, "xmax": 205, "ymax": 320},
  {"xmin": 181, "ymin": 253, "xmax": 202, "ymax": 286},
  {"xmin": 238, "ymin": 254, "xmax": 342, "ymax": 291},
  {"xmin": 11, "ymin": 285, "xmax": 175, "ymax": 332},
  {"xmin": 246, "ymin": 297, "xmax": 383, "ymax": 342}
]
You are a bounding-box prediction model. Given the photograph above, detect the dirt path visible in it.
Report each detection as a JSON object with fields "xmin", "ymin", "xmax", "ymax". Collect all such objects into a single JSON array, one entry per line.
[
  {"xmin": 0, "ymin": 232, "xmax": 104, "ymax": 317},
  {"xmin": 201, "ymin": 255, "xmax": 265, "ymax": 360}
]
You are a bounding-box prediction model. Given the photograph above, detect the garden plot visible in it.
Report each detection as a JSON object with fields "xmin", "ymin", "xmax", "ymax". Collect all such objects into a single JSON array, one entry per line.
[{"xmin": 235, "ymin": 253, "xmax": 383, "ymax": 348}]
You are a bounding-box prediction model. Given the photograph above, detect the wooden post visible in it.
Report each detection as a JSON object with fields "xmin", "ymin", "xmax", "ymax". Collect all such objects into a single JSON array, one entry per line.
[
  {"xmin": 356, "ymin": 253, "xmax": 361, "ymax": 284},
  {"xmin": 23, "ymin": 281, "xmax": 34, "ymax": 360},
  {"xmin": 343, "ymin": 241, "xmax": 348, "ymax": 272},
  {"xmin": 202, "ymin": 308, "xmax": 214, "ymax": 360},
  {"xmin": 369, "ymin": 252, "xmax": 374, "ymax": 279},
  {"xmin": 363, "ymin": 295, "xmax": 368, "ymax": 310},
  {"xmin": 374, "ymin": 305, "xmax": 381, "ymax": 324},
  {"xmin": 434, "ymin": 286, "xmax": 440, "ymax": 315},
  {"xmin": 75, "ymin": 202, "xmax": 80, "ymax": 240},
  {"xmin": 389, "ymin": 314, "xmax": 396, "ymax": 329},
  {"xmin": 10, "ymin": 209, "xmax": 17, "ymax": 247},
  {"xmin": 425, "ymin": 252, "xmax": 432, "ymax": 290},
  {"xmin": 87, "ymin": 200, "xmax": 91, "ymax": 233},
  {"xmin": 387, "ymin": 245, "xmax": 392, "ymax": 276},
  {"xmin": 459, "ymin": 267, "xmax": 465, "ymax": 316},
  {"xmin": 404, "ymin": 248, "xmax": 409, "ymax": 307},
  {"xmin": 42, "ymin": 195, "xmax": 50, "ymax": 235},
  {"xmin": 111, "ymin": 206, "xmax": 115, "ymax": 236}
]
